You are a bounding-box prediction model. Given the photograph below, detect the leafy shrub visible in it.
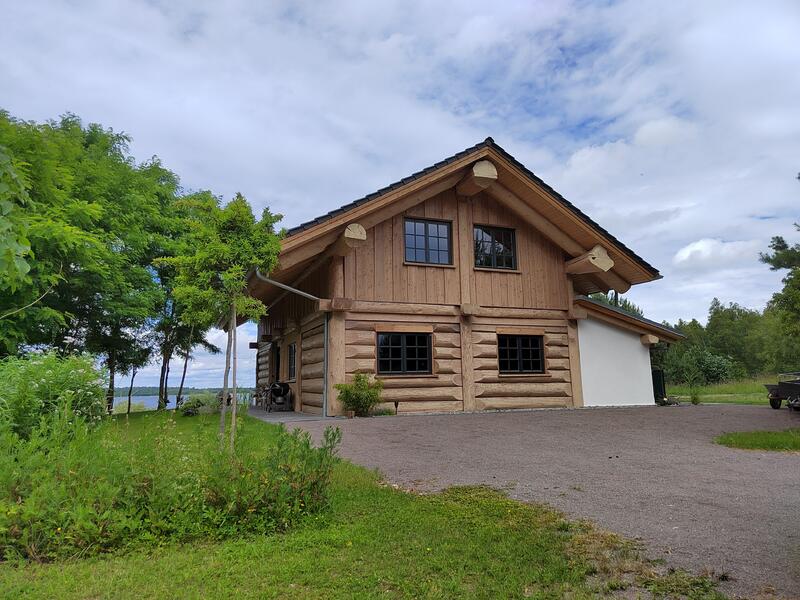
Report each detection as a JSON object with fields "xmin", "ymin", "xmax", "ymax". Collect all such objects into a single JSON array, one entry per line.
[
  {"xmin": 0, "ymin": 410, "xmax": 341, "ymax": 561},
  {"xmin": 179, "ymin": 392, "xmax": 218, "ymax": 416},
  {"xmin": 334, "ymin": 374, "xmax": 384, "ymax": 416},
  {"xmin": 0, "ymin": 352, "xmax": 106, "ymax": 438},
  {"xmin": 664, "ymin": 347, "xmax": 736, "ymax": 386}
]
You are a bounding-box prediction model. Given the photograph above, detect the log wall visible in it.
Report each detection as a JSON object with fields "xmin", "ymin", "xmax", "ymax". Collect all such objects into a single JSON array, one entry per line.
[
  {"xmin": 300, "ymin": 316, "xmax": 326, "ymax": 415},
  {"xmin": 343, "ymin": 312, "xmax": 464, "ymax": 414},
  {"xmin": 335, "ymin": 306, "xmax": 576, "ymax": 414}
]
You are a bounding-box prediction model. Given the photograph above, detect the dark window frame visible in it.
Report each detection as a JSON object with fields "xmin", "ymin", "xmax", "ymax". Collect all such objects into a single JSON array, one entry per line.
[
  {"xmin": 287, "ymin": 342, "xmax": 297, "ymax": 381},
  {"xmin": 376, "ymin": 332, "xmax": 433, "ymax": 375},
  {"xmin": 473, "ymin": 224, "xmax": 518, "ymax": 270},
  {"xmin": 403, "ymin": 218, "xmax": 453, "ymax": 266},
  {"xmin": 497, "ymin": 334, "xmax": 545, "ymax": 374}
]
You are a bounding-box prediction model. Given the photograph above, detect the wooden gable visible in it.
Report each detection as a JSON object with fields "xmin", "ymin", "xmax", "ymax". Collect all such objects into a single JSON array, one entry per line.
[{"xmin": 247, "ymin": 138, "xmax": 660, "ymax": 310}]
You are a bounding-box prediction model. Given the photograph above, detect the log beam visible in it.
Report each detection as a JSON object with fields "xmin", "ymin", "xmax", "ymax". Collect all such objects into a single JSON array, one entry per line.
[
  {"xmin": 565, "ymin": 245, "xmax": 614, "ymax": 274},
  {"xmin": 456, "ymin": 160, "xmax": 498, "ymax": 196},
  {"xmin": 486, "ymin": 183, "xmax": 631, "ymax": 293},
  {"xmin": 640, "ymin": 334, "xmax": 659, "ymax": 346}
]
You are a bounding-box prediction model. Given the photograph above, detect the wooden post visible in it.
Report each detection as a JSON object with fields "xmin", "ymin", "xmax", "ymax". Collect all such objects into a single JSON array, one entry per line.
[
  {"xmin": 460, "ymin": 316, "xmax": 475, "ymax": 412},
  {"xmin": 567, "ymin": 320, "xmax": 584, "ymax": 408},
  {"xmin": 326, "ymin": 312, "xmax": 345, "ymax": 416},
  {"xmin": 457, "ymin": 194, "xmax": 476, "ymax": 412}
]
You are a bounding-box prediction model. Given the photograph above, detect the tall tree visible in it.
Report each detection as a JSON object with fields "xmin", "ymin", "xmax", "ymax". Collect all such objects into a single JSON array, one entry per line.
[
  {"xmin": 165, "ymin": 192, "xmax": 281, "ymax": 449},
  {"xmin": 0, "ymin": 112, "xmax": 178, "ymax": 371},
  {"xmin": 760, "ymin": 223, "xmax": 800, "ymax": 370}
]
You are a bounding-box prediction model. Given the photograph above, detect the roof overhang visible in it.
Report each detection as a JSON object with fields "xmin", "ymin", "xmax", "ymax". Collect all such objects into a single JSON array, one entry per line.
[{"xmin": 574, "ymin": 297, "xmax": 684, "ymax": 343}]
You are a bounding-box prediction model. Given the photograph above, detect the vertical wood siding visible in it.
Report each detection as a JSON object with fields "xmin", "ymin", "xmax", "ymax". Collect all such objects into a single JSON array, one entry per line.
[{"xmin": 344, "ymin": 189, "xmax": 568, "ymax": 308}]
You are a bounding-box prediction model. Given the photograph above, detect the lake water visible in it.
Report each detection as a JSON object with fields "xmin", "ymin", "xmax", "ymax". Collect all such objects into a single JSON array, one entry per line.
[
  {"xmin": 113, "ymin": 393, "xmax": 252, "ymax": 411},
  {"xmin": 113, "ymin": 395, "xmax": 175, "ymax": 410}
]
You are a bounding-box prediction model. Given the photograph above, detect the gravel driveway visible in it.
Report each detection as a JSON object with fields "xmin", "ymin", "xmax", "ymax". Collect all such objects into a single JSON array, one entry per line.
[{"xmin": 296, "ymin": 405, "xmax": 800, "ymax": 598}]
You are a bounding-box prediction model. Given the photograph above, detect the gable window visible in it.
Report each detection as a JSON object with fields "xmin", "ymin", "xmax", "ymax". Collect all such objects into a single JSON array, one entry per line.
[
  {"xmin": 377, "ymin": 332, "xmax": 432, "ymax": 375},
  {"xmin": 287, "ymin": 342, "xmax": 297, "ymax": 381},
  {"xmin": 498, "ymin": 334, "xmax": 544, "ymax": 374},
  {"xmin": 474, "ymin": 225, "xmax": 517, "ymax": 270},
  {"xmin": 404, "ymin": 218, "xmax": 452, "ymax": 265}
]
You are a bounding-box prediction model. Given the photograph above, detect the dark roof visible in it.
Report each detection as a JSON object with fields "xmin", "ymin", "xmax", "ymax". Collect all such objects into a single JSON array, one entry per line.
[
  {"xmin": 575, "ymin": 296, "xmax": 684, "ymax": 339},
  {"xmin": 285, "ymin": 137, "xmax": 660, "ymax": 278}
]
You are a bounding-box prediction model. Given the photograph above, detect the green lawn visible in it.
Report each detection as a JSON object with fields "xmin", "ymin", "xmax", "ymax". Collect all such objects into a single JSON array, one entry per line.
[
  {"xmin": 0, "ymin": 413, "xmax": 724, "ymax": 599},
  {"xmin": 716, "ymin": 428, "xmax": 800, "ymax": 451},
  {"xmin": 668, "ymin": 376, "xmax": 773, "ymax": 406}
]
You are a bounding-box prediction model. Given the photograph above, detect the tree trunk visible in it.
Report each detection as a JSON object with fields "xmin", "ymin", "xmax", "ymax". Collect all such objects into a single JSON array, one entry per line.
[
  {"xmin": 176, "ymin": 325, "xmax": 193, "ymax": 410},
  {"xmin": 127, "ymin": 368, "xmax": 137, "ymax": 418},
  {"xmin": 106, "ymin": 349, "xmax": 116, "ymax": 414},
  {"xmin": 229, "ymin": 306, "xmax": 238, "ymax": 451},
  {"xmin": 164, "ymin": 360, "xmax": 171, "ymax": 409},
  {"xmin": 157, "ymin": 350, "xmax": 169, "ymax": 410},
  {"xmin": 219, "ymin": 303, "xmax": 234, "ymax": 443}
]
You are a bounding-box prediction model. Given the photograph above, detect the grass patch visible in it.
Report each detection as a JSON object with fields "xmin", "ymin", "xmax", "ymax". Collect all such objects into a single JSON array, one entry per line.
[
  {"xmin": 0, "ymin": 413, "xmax": 724, "ymax": 599},
  {"xmin": 716, "ymin": 428, "xmax": 800, "ymax": 451},
  {"xmin": 668, "ymin": 375, "xmax": 774, "ymax": 406}
]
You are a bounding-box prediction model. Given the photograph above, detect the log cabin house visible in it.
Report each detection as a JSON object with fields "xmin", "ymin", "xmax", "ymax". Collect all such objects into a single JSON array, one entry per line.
[{"xmin": 245, "ymin": 138, "xmax": 682, "ymax": 416}]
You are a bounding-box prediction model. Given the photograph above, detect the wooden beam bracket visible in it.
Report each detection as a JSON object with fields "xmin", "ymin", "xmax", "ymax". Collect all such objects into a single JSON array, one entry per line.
[
  {"xmin": 565, "ymin": 245, "xmax": 614, "ymax": 274},
  {"xmin": 456, "ymin": 160, "xmax": 498, "ymax": 196}
]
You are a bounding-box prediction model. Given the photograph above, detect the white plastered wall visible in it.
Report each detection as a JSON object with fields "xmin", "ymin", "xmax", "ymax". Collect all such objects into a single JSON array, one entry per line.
[{"xmin": 577, "ymin": 317, "xmax": 655, "ymax": 407}]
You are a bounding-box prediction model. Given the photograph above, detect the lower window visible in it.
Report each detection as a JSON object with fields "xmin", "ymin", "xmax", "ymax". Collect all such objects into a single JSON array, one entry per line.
[
  {"xmin": 498, "ymin": 334, "xmax": 544, "ymax": 374},
  {"xmin": 377, "ymin": 332, "xmax": 432, "ymax": 375}
]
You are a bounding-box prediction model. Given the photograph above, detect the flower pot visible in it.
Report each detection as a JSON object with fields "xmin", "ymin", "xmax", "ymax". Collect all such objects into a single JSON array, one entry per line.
[{"xmin": 346, "ymin": 410, "xmax": 355, "ymax": 419}]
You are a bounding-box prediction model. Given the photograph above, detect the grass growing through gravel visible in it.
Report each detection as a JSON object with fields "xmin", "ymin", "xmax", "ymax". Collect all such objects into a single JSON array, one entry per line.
[
  {"xmin": 716, "ymin": 428, "xmax": 800, "ymax": 451},
  {"xmin": 0, "ymin": 413, "xmax": 725, "ymax": 599},
  {"xmin": 668, "ymin": 375, "xmax": 774, "ymax": 405}
]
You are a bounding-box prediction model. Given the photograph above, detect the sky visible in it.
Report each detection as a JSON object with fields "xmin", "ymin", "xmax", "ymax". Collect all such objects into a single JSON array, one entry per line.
[{"xmin": 3, "ymin": 0, "xmax": 799, "ymax": 388}]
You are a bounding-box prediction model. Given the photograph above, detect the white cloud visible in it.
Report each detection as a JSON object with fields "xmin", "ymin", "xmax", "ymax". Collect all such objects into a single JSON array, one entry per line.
[
  {"xmin": 2, "ymin": 0, "xmax": 799, "ymax": 383},
  {"xmin": 672, "ymin": 239, "xmax": 762, "ymax": 271}
]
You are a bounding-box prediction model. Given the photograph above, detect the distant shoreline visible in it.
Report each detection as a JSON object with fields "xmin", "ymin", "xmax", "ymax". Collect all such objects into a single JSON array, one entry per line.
[{"xmin": 114, "ymin": 386, "xmax": 255, "ymax": 398}]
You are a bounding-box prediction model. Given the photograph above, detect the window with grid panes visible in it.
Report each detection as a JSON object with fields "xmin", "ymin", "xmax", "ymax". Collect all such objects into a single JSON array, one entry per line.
[
  {"xmin": 497, "ymin": 334, "xmax": 544, "ymax": 374},
  {"xmin": 377, "ymin": 332, "xmax": 432, "ymax": 375},
  {"xmin": 404, "ymin": 218, "xmax": 452, "ymax": 265},
  {"xmin": 473, "ymin": 225, "xmax": 517, "ymax": 269}
]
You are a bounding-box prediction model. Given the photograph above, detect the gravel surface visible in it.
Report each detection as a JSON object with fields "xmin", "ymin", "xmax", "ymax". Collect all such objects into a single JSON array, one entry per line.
[{"xmin": 296, "ymin": 405, "xmax": 800, "ymax": 599}]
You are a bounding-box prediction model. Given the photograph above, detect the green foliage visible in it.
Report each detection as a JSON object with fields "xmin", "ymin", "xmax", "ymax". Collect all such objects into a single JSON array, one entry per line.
[
  {"xmin": 163, "ymin": 192, "xmax": 282, "ymax": 328},
  {"xmin": 0, "ymin": 112, "xmax": 176, "ymax": 363},
  {"xmin": 0, "ymin": 412, "xmax": 341, "ymax": 562},
  {"xmin": 0, "ymin": 146, "xmax": 32, "ymax": 292},
  {"xmin": 716, "ymin": 428, "xmax": 800, "ymax": 451},
  {"xmin": 334, "ymin": 373, "xmax": 384, "ymax": 416},
  {"xmin": 587, "ymin": 292, "xmax": 644, "ymax": 317},
  {"xmin": 0, "ymin": 416, "xmax": 721, "ymax": 598},
  {"xmin": 179, "ymin": 392, "xmax": 218, "ymax": 416},
  {"xmin": 664, "ymin": 345, "xmax": 737, "ymax": 386},
  {"xmin": 0, "ymin": 353, "xmax": 106, "ymax": 439}
]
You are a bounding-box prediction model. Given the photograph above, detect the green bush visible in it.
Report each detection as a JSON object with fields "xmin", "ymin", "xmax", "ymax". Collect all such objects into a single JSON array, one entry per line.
[
  {"xmin": 0, "ymin": 353, "xmax": 106, "ymax": 438},
  {"xmin": 0, "ymin": 410, "xmax": 341, "ymax": 562},
  {"xmin": 334, "ymin": 374, "xmax": 384, "ymax": 416},
  {"xmin": 665, "ymin": 347, "xmax": 737, "ymax": 386},
  {"xmin": 179, "ymin": 392, "xmax": 218, "ymax": 416}
]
